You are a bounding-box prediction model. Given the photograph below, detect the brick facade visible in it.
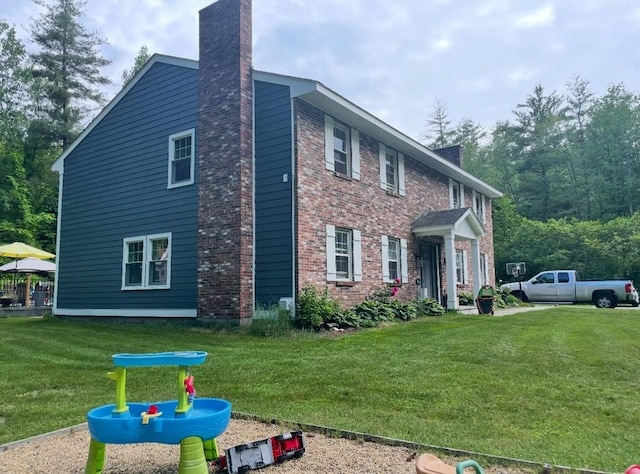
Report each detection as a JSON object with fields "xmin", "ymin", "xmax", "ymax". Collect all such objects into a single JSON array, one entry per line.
[
  {"xmin": 197, "ymin": 0, "xmax": 254, "ymax": 321},
  {"xmin": 294, "ymin": 99, "xmax": 495, "ymax": 307}
]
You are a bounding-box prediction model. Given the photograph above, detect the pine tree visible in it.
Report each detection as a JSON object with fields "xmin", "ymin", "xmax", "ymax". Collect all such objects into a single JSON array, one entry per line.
[
  {"xmin": 121, "ymin": 45, "xmax": 151, "ymax": 86},
  {"xmin": 29, "ymin": 0, "xmax": 112, "ymax": 149}
]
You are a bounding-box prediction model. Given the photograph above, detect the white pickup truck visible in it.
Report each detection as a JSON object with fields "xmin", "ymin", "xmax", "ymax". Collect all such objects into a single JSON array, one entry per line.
[{"xmin": 501, "ymin": 270, "xmax": 639, "ymax": 308}]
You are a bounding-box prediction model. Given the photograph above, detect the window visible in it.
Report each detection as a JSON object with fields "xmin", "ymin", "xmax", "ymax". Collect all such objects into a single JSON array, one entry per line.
[
  {"xmin": 168, "ymin": 129, "xmax": 195, "ymax": 188},
  {"xmin": 385, "ymin": 148, "xmax": 399, "ymax": 194},
  {"xmin": 537, "ymin": 272, "xmax": 555, "ymax": 284},
  {"xmin": 379, "ymin": 143, "xmax": 405, "ymax": 196},
  {"xmin": 326, "ymin": 225, "xmax": 362, "ymax": 282},
  {"xmin": 122, "ymin": 233, "xmax": 171, "ymax": 290},
  {"xmin": 324, "ymin": 115, "xmax": 360, "ymax": 179},
  {"xmin": 455, "ymin": 249, "xmax": 467, "ymax": 284},
  {"xmin": 480, "ymin": 253, "xmax": 488, "ymax": 285},
  {"xmin": 449, "ymin": 179, "xmax": 463, "ymax": 209},
  {"xmin": 381, "ymin": 235, "xmax": 409, "ymax": 283},
  {"xmin": 558, "ymin": 272, "xmax": 570, "ymax": 283},
  {"xmin": 387, "ymin": 238, "xmax": 400, "ymax": 281},
  {"xmin": 473, "ymin": 191, "xmax": 485, "ymax": 223},
  {"xmin": 335, "ymin": 229, "xmax": 352, "ymax": 280}
]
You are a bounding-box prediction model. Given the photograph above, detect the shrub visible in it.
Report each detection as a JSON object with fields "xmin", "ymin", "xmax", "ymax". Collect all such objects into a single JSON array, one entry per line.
[
  {"xmin": 458, "ymin": 292, "xmax": 475, "ymax": 306},
  {"xmin": 495, "ymin": 286, "xmax": 521, "ymax": 308},
  {"xmin": 295, "ymin": 286, "xmax": 340, "ymax": 330},
  {"xmin": 414, "ymin": 297, "xmax": 445, "ymax": 316}
]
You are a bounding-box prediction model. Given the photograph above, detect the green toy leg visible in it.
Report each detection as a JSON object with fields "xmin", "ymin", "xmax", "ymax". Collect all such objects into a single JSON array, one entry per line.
[
  {"xmin": 203, "ymin": 438, "xmax": 220, "ymax": 461},
  {"xmin": 178, "ymin": 436, "xmax": 208, "ymax": 474},
  {"xmin": 85, "ymin": 438, "xmax": 106, "ymax": 474}
]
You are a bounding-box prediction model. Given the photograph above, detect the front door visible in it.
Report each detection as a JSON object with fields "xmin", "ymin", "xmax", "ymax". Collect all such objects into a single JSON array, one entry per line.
[{"xmin": 419, "ymin": 244, "xmax": 439, "ymax": 300}]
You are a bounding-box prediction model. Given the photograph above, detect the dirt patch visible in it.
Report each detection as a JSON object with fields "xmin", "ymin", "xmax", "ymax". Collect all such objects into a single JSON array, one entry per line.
[{"xmin": 0, "ymin": 417, "xmax": 539, "ymax": 474}]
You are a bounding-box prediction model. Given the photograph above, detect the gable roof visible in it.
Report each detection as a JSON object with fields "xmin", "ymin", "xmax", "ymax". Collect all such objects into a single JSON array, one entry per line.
[
  {"xmin": 253, "ymin": 70, "xmax": 502, "ymax": 199},
  {"xmin": 52, "ymin": 54, "xmax": 198, "ymax": 172},
  {"xmin": 52, "ymin": 55, "xmax": 503, "ymax": 200},
  {"xmin": 412, "ymin": 207, "xmax": 485, "ymax": 239}
]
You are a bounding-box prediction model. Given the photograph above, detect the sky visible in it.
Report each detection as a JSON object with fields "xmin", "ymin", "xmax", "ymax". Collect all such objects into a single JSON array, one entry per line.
[{"xmin": 3, "ymin": 0, "xmax": 640, "ymax": 142}]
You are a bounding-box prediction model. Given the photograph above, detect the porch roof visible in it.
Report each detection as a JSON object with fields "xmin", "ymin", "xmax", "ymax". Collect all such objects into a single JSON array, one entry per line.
[{"xmin": 412, "ymin": 208, "xmax": 485, "ymax": 240}]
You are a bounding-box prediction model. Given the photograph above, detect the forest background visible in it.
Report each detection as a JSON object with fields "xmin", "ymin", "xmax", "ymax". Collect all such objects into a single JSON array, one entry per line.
[{"xmin": 1, "ymin": 0, "xmax": 639, "ymax": 286}]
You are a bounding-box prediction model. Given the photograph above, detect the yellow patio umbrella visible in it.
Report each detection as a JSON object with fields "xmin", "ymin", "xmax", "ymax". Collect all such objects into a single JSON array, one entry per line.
[
  {"xmin": 0, "ymin": 242, "xmax": 55, "ymax": 307},
  {"xmin": 0, "ymin": 242, "xmax": 55, "ymax": 260}
]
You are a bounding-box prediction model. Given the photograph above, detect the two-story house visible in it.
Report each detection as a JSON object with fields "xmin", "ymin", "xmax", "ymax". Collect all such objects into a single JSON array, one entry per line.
[{"xmin": 51, "ymin": 0, "xmax": 502, "ymax": 322}]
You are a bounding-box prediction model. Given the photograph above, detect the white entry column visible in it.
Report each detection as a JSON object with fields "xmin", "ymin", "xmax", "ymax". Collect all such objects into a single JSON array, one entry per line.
[
  {"xmin": 444, "ymin": 233, "xmax": 458, "ymax": 310},
  {"xmin": 471, "ymin": 239, "xmax": 481, "ymax": 298}
]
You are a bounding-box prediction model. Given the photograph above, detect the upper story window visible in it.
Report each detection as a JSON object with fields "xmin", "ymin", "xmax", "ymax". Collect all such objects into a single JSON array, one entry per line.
[
  {"xmin": 326, "ymin": 224, "xmax": 362, "ymax": 282},
  {"xmin": 381, "ymin": 235, "xmax": 409, "ymax": 283},
  {"xmin": 449, "ymin": 178, "xmax": 464, "ymax": 209},
  {"xmin": 122, "ymin": 233, "xmax": 171, "ymax": 290},
  {"xmin": 473, "ymin": 191, "xmax": 485, "ymax": 223},
  {"xmin": 168, "ymin": 129, "xmax": 195, "ymax": 188},
  {"xmin": 324, "ymin": 115, "xmax": 360, "ymax": 180},
  {"xmin": 379, "ymin": 143, "xmax": 405, "ymax": 196}
]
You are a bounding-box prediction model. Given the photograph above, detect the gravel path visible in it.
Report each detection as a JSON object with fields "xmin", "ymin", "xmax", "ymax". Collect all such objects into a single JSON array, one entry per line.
[{"xmin": 0, "ymin": 417, "xmax": 536, "ymax": 474}]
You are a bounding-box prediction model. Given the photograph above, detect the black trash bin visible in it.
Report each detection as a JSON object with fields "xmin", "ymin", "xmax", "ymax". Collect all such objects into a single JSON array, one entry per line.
[
  {"xmin": 475, "ymin": 285, "xmax": 495, "ymax": 315},
  {"xmin": 34, "ymin": 290, "xmax": 46, "ymax": 307}
]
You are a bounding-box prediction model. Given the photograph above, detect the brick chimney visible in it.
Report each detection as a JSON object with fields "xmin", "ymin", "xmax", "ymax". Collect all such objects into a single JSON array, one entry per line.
[
  {"xmin": 197, "ymin": 0, "xmax": 253, "ymax": 322},
  {"xmin": 433, "ymin": 145, "xmax": 463, "ymax": 168}
]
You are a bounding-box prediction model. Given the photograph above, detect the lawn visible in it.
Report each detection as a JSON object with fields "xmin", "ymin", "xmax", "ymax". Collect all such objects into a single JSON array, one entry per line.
[{"xmin": 0, "ymin": 307, "xmax": 638, "ymax": 472}]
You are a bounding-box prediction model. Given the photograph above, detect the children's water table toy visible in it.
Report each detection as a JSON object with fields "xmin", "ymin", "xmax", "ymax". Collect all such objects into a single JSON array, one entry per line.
[{"xmin": 85, "ymin": 351, "xmax": 231, "ymax": 474}]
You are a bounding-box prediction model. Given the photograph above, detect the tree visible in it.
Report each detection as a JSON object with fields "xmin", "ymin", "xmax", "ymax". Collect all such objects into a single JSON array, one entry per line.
[
  {"xmin": 565, "ymin": 76, "xmax": 595, "ymax": 219},
  {"xmin": 29, "ymin": 0, "xmax": 112, "ymax": 149},
  {"xmin": 121, "ymin": 45, "xmax": 151, "ymax": 86},
  {"xmin": 0, "ymin": 21, "xmax": 30, "ymax": 145},
  {"xmin": 424, "ymin": 99, "xmax": 454, "ymax": 149},
  {"xmin": 511, "ymin": 84, "xmax": 568, "ymax": 220},
  {"xmin": 583, "ymin": 84, "xmax": 640, "ymax": 219}
]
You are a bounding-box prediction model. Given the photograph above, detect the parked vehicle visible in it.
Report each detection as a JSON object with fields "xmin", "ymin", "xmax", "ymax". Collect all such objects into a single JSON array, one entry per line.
[{"xmin": 501, "ymin": 270, "xmax": 639, "ymax": 309}]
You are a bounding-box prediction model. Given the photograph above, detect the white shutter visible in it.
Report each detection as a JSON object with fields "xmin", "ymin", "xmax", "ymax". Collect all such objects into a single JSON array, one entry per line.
[
  {"xmin": 398, "ymin": 152, "xmax": 405, "ymax": 196},
  {"xmin": 326, "ymin": 224, "xmax": 336, "ymax": 281},
  {"xmin": 353, "ymin": 229, "xmax": 362, "ymax": 282},
  {"xmin": 351, "ymin": 129, "xmax": 360, "ymax": 180},
  {"xmin": 449, "ymin": 178, "xmax": 455, "ymax": 209},
  {"xmin": 381, "ymin": 235, "xmax": 390, "ymax": 282},
  {"xmin": 460, "ymin": 184, "xmax": 465, "ymax": 207},
  {"xmin": 482, "ymin": 195, "xmax": 487, "ymax": 224},
  {"xmin": 472, "ymin": 190, "xmax": 478, "ymax": 215},
  {"xmin": 462, "ymin": 250, "xmax": 468, "ymax": 284},
  {"xmin": 400, "ymin": 238, "xmax": 408, "ymax": 283},
  {"xmin": 324, "ymin": 115, "xmax": 334, "ymax": 172},
  {"xmin": 379, "ymin": 143, "xmax": 387, "ymax": 190}
]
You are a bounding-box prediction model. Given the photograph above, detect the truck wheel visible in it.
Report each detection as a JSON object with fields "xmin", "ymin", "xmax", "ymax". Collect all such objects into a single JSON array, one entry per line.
[{"xmin": 594, "ymin": 292, "xmax": 616, "ymax": 309}]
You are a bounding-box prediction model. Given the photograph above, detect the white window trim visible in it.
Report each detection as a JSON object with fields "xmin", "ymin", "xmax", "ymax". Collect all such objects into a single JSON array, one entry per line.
[
  {"xmin": 379, "ymin": 143, "xmax": 405, "ymax": 196},
  {"xmin": 455, "ymin": 248, "xmax": 467, "ymax": 285},
  {"xmin": 326, "ymin": 225, "xmax": 362, "ymax": 282},
  {"xmin": 381, "ymin": 235, "xmax": 409, "ymax": 283},
  {"xmin": 122, "ymin": 232, "xmax": 172, "ymax": 290},
  {"xmin": 473, "ymin": 190, "xmax": 486, "ymax": 224},
  {"xmin": 449, "ymin": 178, "xmax": 461, "ymax": 209},
  {"xmin": 168, "ymin": 128, "xmax": 195, "ymax": 189},
  {"xmin": 324, "ymin": 114, "xmax": 360, "ymax": 180}
]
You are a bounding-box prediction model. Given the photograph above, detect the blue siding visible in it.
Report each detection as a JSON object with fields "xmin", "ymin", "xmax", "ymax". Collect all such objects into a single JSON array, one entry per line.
[
  {"xmin": 254, "ymin": 81, "xmax": 293, "ymax": 306},
  {"xmin": 57, "ymin": 62, "xmax": 198, "ymax": 311}
]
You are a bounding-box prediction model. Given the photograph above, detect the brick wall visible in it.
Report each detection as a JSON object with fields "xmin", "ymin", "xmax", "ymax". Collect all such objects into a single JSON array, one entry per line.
[
  {"xmin": 294, "ymin": 99, "xmax": 495, "ymax": 307},
  {"xmin": 197, "ymin": 0, "xmax": 253, "ymax": 321}
]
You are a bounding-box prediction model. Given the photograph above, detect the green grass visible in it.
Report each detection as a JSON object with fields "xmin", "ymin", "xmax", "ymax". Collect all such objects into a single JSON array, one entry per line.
[{"xmin": 0, "ymin": 307, "xmax": 638, "ymax": 472}]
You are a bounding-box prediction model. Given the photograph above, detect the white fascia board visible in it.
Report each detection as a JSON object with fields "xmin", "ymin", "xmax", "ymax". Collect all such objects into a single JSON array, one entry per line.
[
  {"xmin": 455, "ymin": 208, "xmax": 486, "ymax": 237},
  {"xmin": 53, "ymin": 308, "xmax": 197, "ymax": 318},
  {"xmin": 254, "ymin": 70, "xmax": 502, "ymax": 199},
  {"xmin": 51, "ymin": 54, "xmax": 199, "ymax": 172}
]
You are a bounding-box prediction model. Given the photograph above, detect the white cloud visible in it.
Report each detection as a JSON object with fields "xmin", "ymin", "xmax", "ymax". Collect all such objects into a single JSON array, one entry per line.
[{"xmin": 515, "ymin": 4, "xmax": 556, "ymax": 28}]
